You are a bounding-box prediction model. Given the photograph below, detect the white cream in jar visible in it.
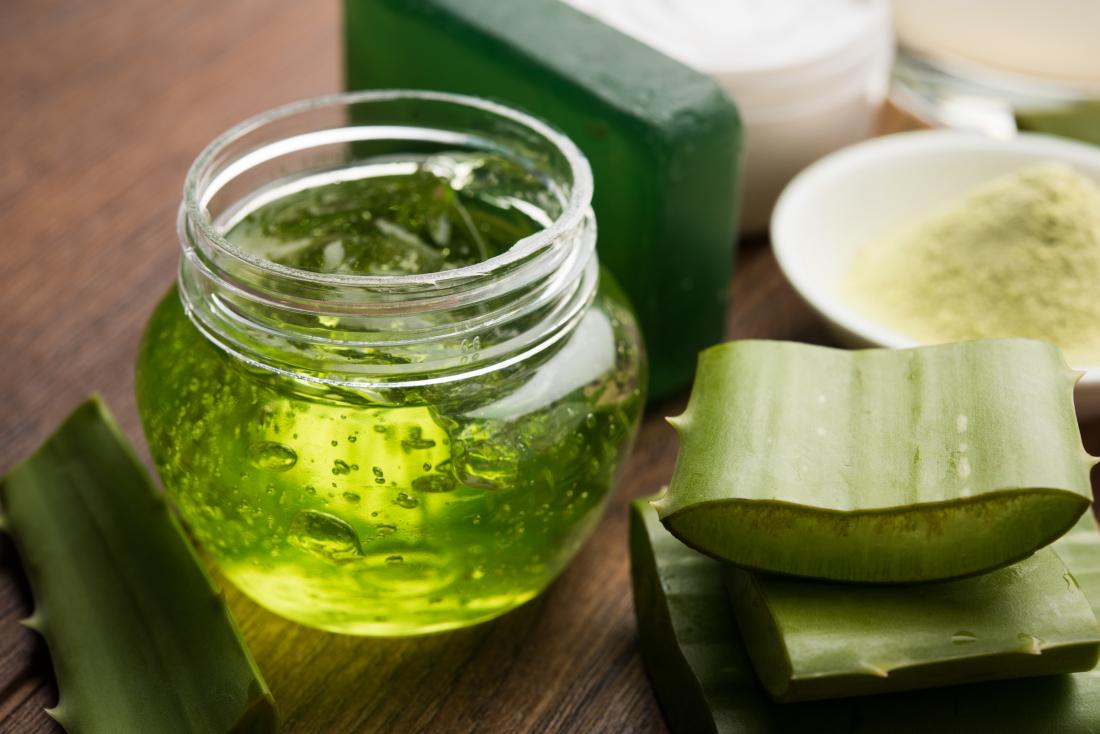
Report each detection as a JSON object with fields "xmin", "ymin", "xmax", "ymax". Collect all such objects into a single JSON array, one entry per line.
[{"xmin": 564, "ymin": 0, "xmax": 894, "ymax": 231}]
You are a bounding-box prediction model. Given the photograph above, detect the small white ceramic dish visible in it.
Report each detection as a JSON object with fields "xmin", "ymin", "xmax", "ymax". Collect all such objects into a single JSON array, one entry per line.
[{"xmin": 771, "ymin": 129, "xmax": 1100, "ymax": 418}]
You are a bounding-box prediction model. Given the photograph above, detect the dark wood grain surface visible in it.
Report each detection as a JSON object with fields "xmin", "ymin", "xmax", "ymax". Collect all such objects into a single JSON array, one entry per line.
[{"xmin": 2, "ymin": 2, "xmax": 1098, "ymax": 733}]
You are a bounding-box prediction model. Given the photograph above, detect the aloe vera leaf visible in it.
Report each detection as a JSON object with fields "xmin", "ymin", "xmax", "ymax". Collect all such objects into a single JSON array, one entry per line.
[
  {"xmin": 1017, "ymin": 102, "xmax": 1100, "ymax": 147},
  {"xmin": 656, "ymin": 338, "xmax": 1095, "ymax": 583},
  {"xmin": 0, "ymin": 398, "xmax": 276, "ymax": 734},
  {"xmin": 726, "ymin": 546, "xmax": 1100, "ymax": 703},
  {"xmin": 630, "ymin": 498, "xmax": 1100, "ymax": 734}
]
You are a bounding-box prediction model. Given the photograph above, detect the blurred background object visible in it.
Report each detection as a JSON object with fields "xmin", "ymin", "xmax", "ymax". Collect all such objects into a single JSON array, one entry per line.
[
  {"xmin": 894, "ymin": 0, "xmax": 1100, "ymax": 90},
  {"xmin": 891, "ymin": 0, "xmax": 1100, "ymax": 143}
]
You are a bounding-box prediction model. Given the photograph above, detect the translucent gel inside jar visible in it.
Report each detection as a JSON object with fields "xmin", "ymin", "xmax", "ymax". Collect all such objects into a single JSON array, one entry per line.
[
  {"xmin": 225, "ymin": 151, "xmax": 553, "ymax": 276},
  {"xmin": 138, "ymin": 124, "xmax": 645, "ymax": 635}
]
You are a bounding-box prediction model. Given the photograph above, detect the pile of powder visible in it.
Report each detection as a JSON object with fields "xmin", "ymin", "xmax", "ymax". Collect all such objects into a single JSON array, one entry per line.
[{"xmin": 844, "ymin": 162, "xmax": 1100, "ymax": 367}]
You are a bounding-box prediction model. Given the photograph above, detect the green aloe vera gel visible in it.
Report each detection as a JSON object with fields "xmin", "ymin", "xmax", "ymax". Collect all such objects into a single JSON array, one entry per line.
[
  {"xmin": 137, "ymin": 92, "xmax": 645, "ymax": 636},
  {"xmin": 657, "ymin": 339, "xmax": 1093, "ymax": 583}
]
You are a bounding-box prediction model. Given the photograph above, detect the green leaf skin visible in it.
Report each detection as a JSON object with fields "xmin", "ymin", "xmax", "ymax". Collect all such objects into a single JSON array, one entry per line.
[
  {"xmin": 1017, "ymin": 102, "xmax": 1100, "ymax": 147},
  {"xmin": 0, "ymin": 398, "xmax": 276, "ymax": 734},
  {"xmin": 656, "ymin": 339, "xmax": 1095, "ymax": 583},
  {"xmin": 726, "ymin": 548, "xmax": 1100, "ymax": 702},
  {"xmin": 630, "ymin": 498, "xmax": 1100, "ymax": 734}
]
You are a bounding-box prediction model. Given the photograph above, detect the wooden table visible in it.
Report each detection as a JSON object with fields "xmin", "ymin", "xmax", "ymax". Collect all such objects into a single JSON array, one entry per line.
[{"xmin": 2, "ymin": 2, "xmax": 1099, "ymax": 732}]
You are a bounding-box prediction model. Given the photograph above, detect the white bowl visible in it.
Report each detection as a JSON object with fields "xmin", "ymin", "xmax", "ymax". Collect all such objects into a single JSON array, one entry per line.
[{"xmin": 771, "ymin": 129, "xmax": 1100, "ymax": 418}]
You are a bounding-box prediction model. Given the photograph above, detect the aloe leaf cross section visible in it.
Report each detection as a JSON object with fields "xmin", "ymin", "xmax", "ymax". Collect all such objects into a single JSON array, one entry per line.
[{"xmin": 655, "ymin": 339, "xmax": 1095, "ymax": 583}]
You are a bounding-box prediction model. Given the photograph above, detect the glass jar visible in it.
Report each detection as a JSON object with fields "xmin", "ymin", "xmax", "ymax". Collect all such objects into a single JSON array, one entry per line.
[{"xmin": 136, "ymin": 91, "xmax": 645, "ymax": 636}]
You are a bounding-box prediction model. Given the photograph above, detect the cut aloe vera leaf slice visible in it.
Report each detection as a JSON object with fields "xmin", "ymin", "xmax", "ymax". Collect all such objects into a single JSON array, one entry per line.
[
  {"xmin": 726, "ymin": 547, "xmax": 1100, "ymax": 703},
  {"xmin": 630, "ymin": 498, "xmax": 1100, "ymax": 733},
  {"xmin": 0, "ymin": 398, "xmax": 276, "ymax": 733},
  {"xmin": 656, "ymin": 338, "xmax": 1095, "ymax": 583}
]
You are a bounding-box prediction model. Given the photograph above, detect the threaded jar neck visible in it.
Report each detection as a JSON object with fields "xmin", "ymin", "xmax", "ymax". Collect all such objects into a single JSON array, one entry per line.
[{"xmin": 178, "ymin": 91, "xmax": 598, "ymax": 388}]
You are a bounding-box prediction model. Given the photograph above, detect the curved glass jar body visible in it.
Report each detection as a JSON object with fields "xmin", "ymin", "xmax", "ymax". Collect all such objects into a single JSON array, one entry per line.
[{"xmin": 136, "ymin": 92, "xmax": 645, "ymax": 636}]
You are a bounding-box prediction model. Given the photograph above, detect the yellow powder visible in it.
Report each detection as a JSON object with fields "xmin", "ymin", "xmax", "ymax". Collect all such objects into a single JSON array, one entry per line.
[{"xmin": 844, "ymin": 162, "xmax": 1100, "ymax": 367}]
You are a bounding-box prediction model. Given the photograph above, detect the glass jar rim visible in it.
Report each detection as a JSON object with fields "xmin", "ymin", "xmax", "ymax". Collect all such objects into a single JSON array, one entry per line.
[
  {"xmin": 177, "ymin": 89, "xmax": 601, "ymax": 388},
  {"xmin": 182, "ymin": 89, "xmax": 595, "ymax": 290}
]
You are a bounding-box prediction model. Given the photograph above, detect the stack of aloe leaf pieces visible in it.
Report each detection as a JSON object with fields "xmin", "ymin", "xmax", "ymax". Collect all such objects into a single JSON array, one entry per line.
[{"xmin": 633, "ymin": 338, "xmax": 1100, "ymax": 733}]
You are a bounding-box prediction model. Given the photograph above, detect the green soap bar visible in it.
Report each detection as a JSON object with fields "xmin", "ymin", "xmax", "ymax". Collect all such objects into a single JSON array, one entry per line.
[
  {"xmin": 345, "ymin": 0, "xmax": 743, "ymax": 400},
  {"xmin": 630, "ymin": 499, "xmax": 1100, "ymax": 734},
  {"xmin": 657, "ymin": 339, "xmax": 1094, "ymax": 583},
  {"xmin": 727, "ymin": 549, "xmax": 1100, "ymax": 703}
]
